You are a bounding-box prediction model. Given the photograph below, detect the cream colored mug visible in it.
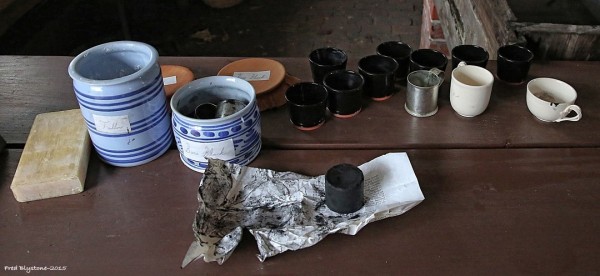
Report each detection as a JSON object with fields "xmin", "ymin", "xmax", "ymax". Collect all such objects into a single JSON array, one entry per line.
[
  {"xmin": 526, "ymin": 78, "xmax": 582, "ymax": 122},
  {"xmin": 450, "ymin": 61, "xmax": 494, "ymax": 117}
]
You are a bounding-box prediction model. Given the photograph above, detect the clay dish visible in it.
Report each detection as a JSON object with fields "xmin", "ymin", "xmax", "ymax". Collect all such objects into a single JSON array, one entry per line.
[
  {"xmin": 161, "ymin": 65, "xmax": 194, "ymax": 98},
  {"xmin": 218, "ymin": 58, "xmax": 289, "ymax": 111}
]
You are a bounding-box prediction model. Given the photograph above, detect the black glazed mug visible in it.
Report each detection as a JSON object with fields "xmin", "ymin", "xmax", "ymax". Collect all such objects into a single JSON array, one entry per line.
[
  {"xmin": 323, "ymin": 70, "xmax": 365, "ymax": 118},
  {"xmin": 409, "ymin": 48, "xmax": 448, "ymax": 73},
  {"xmin": 309, "ymin": 47, "xmax": 348, "ymax": 84},
  {"xmin": 376, "ymin": 41, "xmax": 412, "ymax": 81},
  {"xmin": 451, "ymin": 44, "xmax": 489, "ymax": 69},
  {"xmin": 285, "ymin": 82, "xmax": 329, "ymax": 131},
  {"xmin": 325, "ymin": 163, "xmax": 364, "ymax": 214},
  {"xmin": 358, "ymin": 55, "xmax": 398, "ymax": 101},
  {"xmin": 496, "ymin": 44, "xmax": 534, "ymax": 84}
]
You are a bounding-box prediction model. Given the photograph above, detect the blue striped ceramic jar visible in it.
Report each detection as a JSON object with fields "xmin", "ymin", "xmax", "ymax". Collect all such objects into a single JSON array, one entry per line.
[
  {"xmin": 170, "ymin": 76, "xmax": 261, "ymax": 172},
  {"xmin": 68, "ymin": 41, "xmax": 172, "ymax": 167}
]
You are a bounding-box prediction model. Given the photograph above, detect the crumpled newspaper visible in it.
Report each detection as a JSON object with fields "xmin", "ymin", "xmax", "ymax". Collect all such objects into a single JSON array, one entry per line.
[{"xmin": 181, "ymin": 152, "xmax": 424, "ymax": 266}]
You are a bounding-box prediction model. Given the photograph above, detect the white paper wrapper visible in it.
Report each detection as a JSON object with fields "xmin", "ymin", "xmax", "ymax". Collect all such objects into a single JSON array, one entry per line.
[{"xmin": 182, "ymin": 152, "xmax": 424, "ymax": 266}]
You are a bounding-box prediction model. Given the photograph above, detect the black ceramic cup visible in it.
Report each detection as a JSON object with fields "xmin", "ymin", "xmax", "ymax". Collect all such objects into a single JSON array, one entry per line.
[
  {"xmin": 496, "ymin": 44, "xmax": 534, "ymax": 84},
  {"xmin": 358, "ymin": 55, "xmax": 399, "ymax": 101},
  {"xmin": 409, "ymin": 48, "xmax": 448, "ymax": 73},
  {"xmin": 325, "ymin": 163, "xmax": 364, "ymax": 214},
  {"xmin": 323, "ymin": 70, "xmax": 365, "ymax": 118},
  {"xmin": 376, "ymin": 41, "xmax": 412, "ymax": 81},
  {"xmin": 193, "ymin": 103, "xmax": 217, "ymax": 119},
  {"xmin": 309, "ymin": 47, "xmax": 348, "ymax": 84},
  {"xmin": 451, "ymin": 44, "xmax": 489, "ymax": 69},
  {"xmin": 285, "ymin": 82, "xmax": 329, "ymax": 131}
]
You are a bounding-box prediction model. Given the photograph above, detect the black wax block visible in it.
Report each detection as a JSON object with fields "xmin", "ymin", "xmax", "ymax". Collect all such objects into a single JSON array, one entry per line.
[{"xmin": 325, "ymin": 163, "xmax": 364, "ymax": 214}]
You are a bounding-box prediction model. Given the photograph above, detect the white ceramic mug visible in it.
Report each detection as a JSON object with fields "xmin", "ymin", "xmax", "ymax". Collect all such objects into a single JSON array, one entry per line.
[
  {"xmin": 450, "ymin": 62, "xmax": 494, "ymax": 117},
  {"xmin": 526, "ymin": 78, "xmax": 582, "ymax": 122}
]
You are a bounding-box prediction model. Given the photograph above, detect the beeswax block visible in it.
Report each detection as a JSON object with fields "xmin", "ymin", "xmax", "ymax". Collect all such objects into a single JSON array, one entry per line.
[{"xmin": 11, "ymin": 109, "xmax": 91, "ymax": 202}]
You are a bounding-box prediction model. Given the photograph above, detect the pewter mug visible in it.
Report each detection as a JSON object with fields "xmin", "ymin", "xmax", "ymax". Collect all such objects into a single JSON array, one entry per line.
[{"xmin": 405, "ymin": 68, "xmax": 445, "ymax": 117}]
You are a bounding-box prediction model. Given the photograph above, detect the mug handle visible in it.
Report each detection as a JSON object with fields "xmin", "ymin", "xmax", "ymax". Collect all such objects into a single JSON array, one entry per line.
[
  {"xmin": 428, "ymin": 68, "xmax": 445, "ymax": 86},
  {"xmin": 555, "ymin": 104, "xmax": 582, "ymax": 122}
]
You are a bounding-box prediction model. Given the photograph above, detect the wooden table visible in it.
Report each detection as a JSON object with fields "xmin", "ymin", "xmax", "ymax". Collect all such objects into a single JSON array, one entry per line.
[
  {"xmin": 1, "ymin": 56, "xmax": 599, "ymax": 275},
  {"xmin": 2, "ymin": 56, "xmax": 600, "ymax": 149}
]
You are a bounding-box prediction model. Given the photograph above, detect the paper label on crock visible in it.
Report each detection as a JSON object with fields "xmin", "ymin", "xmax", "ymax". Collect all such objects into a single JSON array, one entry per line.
[
  {"xmin": 163, "ymin": 76, "xmax": 177, "ymax": 85},
  {"xmin": 233, "ymin": 71, "xmax": 271, "ymax": 81},
  {"xmin": 180, "ymin": 139, "xmax": 236, "ymax": 162},
  {"xmin": 93, "ymin": 114, "xmax": 131, "ymax": 134}
]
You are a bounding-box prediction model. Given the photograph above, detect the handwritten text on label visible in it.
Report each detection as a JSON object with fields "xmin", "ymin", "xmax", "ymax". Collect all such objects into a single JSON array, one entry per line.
[
  {"xmin": 233, "ymin": 71, "xmax": 271, "ymax": 81},
  {"xmin": 93, "ymin": 114, "xmax": 131, "ymax": 134},
  {"xmin": 180, "ymin": 139, "xmax": 236, "ymax": 162}
]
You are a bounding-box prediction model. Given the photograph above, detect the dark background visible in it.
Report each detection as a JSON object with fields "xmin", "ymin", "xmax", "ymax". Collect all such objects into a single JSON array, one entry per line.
[{"xmin": 0, "ymin": 0, "xmax": 423, "ymax": 57}]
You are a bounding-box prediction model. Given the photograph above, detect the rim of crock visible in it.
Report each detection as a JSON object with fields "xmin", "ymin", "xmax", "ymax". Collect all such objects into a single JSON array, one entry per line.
[
  {"xmin": 68, "ymin": 41, "xmax": 158, "ymax": 86},
  {"xmin": 170, "ymin": 76, "xmax": 256, "ymax": 124}
]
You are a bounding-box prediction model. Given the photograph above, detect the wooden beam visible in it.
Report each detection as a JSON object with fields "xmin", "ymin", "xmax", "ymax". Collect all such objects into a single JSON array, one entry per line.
[{"xmin": 434, "ymin": 0, "xmax": 521, "ymax": 59}]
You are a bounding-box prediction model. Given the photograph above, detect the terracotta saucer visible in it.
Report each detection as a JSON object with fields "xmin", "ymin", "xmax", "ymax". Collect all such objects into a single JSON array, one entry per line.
[
  {"xmin": 161, "ymin": 65, "xmax": 194, "ymax": 98},
  {"xmin": 372, "ymin": 94, "xmax": 393, "ymax": 102},
  {"xmin": 218, "ymin": 58, "xmax": 293, "ymax": 111},
  {"xmin": 294, "ymin": 121, "xmax": 325, "ymax": 131},
  {"xmin": 332, "ymin": 108, "xmax": 362, "ymax": 119}
]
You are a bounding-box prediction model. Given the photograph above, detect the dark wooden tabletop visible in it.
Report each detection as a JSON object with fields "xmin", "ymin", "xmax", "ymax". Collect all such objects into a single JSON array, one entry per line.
[
  {"xmin": 1, "ymin": 56, "xmax": 599, "ymax": 275},
  {"xmin": 1, "ymin": 148, "xmax": 599, "ymax": 275},
  {"xmin": 1, "ymin": 56, "xmax": 599, "ymax": 149}
]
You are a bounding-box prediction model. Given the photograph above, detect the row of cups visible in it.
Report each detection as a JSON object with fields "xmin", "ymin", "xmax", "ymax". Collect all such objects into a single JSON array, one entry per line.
[
  {"xmin": 286, "ymin": 43, "xmax": 478, "ymax": 129},
  {"xmin": 287, "ymin": 43, "xmax": 425, "ymax": 130},
  {"xmin": 424, "ymin": 43, "xmax": 581, "ymax": 121},
  {"xmin": 287, "ymin": 41, "xmax": 582, "ymax": 130}
]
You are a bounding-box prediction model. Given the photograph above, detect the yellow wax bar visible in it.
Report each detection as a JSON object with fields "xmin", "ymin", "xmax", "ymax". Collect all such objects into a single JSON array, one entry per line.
[{"xmin": 10, "ymin": 109, "xmax": 91, "ymax": 202}]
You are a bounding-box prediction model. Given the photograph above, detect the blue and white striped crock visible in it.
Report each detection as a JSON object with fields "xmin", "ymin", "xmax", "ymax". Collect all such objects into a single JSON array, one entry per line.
[
  {"xmin": 170, "ymin": 76, "xmax": 262, "ymax": 172},
  {"xmin": 68, "ymin": 41, "xmax": 172, "ymax": 167}
]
